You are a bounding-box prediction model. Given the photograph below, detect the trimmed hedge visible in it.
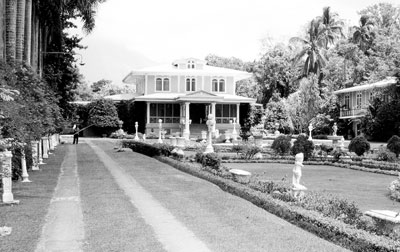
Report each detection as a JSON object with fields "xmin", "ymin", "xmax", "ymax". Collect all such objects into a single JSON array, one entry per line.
[{"xmin": 121, "ymin": 140, "xmax": 161, "ymax": 157}]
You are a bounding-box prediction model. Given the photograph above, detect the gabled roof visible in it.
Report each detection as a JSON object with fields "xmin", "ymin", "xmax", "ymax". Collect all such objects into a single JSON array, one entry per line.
[
  {"xmin": 122, "ymin": 64, "xmax": 252, "ymax": 83},
  {"xmin": 334, "ymin": 77, "xmax": 397, "ymax": 94}
]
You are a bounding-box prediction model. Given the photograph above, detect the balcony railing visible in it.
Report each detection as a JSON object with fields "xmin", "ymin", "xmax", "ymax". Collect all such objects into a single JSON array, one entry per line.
[{"xmin": 339, "ymin": 108, "xmax": 367, "ymax": 118}]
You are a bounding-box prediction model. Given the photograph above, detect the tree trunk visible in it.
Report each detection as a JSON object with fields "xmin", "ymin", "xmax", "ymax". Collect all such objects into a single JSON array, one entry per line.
[
  {"xmin": 30, "ymin": 5, "xmax": 38, "ymax": 71},
  {"xmin": 23, "ymin": 0, "xmax": 31, "ymax": 64},
  {"xmin": 16, "ymin": 0, "xmax": 25, "ymax": 62},
  {"xmin": 0, "ymin": 0, "xmax": 5, "ymax": 61},
  {"xmin": 5, "ymin": 0, "xmax": 17, "ymax": 63}
]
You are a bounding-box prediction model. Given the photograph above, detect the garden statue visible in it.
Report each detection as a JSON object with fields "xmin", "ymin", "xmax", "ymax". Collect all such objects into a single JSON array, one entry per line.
[
  {"xmin": 274, "ymin": 122, "xmax": 280, "ymax": 136},
  {"xmin": 134, "ymin": 122, "xmax": 139, "ymax": 140},
  {"xmin": 332, "ymin": 122, "xmax": 338, "ymax": 136},
  {"xmin": 308, "ymin": 124, "xmax": 313, "ymax": 140},
  {"xmin": 204, "ymin": 114, "xmax": 215, "ymax": 153},
  {"xmin": 292, "ymin": 153, "xmax": 307, "ymax": 198},
  {"xmin": 158, "ymin": 119, "xmax": 163, "ymax": 144}
]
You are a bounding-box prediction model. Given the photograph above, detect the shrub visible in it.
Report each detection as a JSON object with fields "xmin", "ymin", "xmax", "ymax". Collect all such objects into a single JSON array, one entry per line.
[
  {"xmin": 153, "ymin": 143, "xmax": 174, "ymax": 156},
  {"xmin": 291, "ymin": 135, "xmax": 314, "ymax": 160},
  {"xmin": 231, "ymin": 144, "xmax": 244, "ymax": 156},
  {"xmin": 271, "ymin": 135, "xmax": 291, "ymax": 155},
  {"xmin": 243, "ymin": 145, "xmax": 262, "ymax": 159},
  {"xmin": 388, "ymin": 178, "xmax": 400, "ymax": 202},
  {"xmin": 121, "ymin": 140, "xmax": 160, "ymax": 157},
  {"xmin": 348, "ymin": 136, "xmax": 370, "ymax": 156},
  {"xmin": 377, "ymin": 145, "xmax": 397, "ymax": 162},
  {"xmin": 320, "ymin": 144, "xmax": 333, "ymax": 154},
  {"xmin": 195, "ymin": 152, "xmax": 221, "ymax": 170},
  {"xmin": 387, "ymin": 135, "xmax": 400, "ymax": 158}
]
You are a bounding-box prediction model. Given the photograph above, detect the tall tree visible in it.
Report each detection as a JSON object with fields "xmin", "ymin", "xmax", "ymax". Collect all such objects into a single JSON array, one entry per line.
[
  {"xmin": 290, "ymin": 7, "xmax": 344, "ymax": 79},
  {"xmin": 5, "ymin": 0, "xmax": 17, "ymax": 62},
  {"xmin": 352, "ymin": 15, "xmax": 375, "ymax": 53}
]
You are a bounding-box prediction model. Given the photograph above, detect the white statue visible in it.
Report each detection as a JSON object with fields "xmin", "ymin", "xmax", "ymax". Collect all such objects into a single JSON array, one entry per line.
[
  {"xmin": 293, "ymin": 153, "xmax": 307, "ymax": 191},
  {"xmin": 332, "ymin": 122, "xmax": 338, "ymax": 136},
  {"xmin": 308, "ymin": 124, "xmax": 313, "ymax": 140}
]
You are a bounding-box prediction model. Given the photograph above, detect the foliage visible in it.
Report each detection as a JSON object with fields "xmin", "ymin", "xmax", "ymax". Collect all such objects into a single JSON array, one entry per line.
[
  {"xmin": 387, "ymin": 135, "xmax": 400, "ymax": 158},
  {"xmin": 194, "ymin": 152, "xmax": 221, "ymax": 170},
  {"xmin": 348, "ymin": 136, "xmax": 371, "ymax": 156},
  {"xmin": 121, "ymin": 140, "xmax": 161, "ymax": 157},
  {"xmin": 243, "ymin": 145, "xmax": 262, "ymax": 159},
  {"xmin": 240, "ymin": 105, "xmax": 263, "ymax": 140},
  {"xmin": 253, "ymin": 44, "xmax": 297, "ymax": 104},
  {"xmin": 291, "ymin": 135, "xmax": 314, "ymax": 160},
  {"xmin": 298, "ymin": 192, "xmax": 363, "ymax": 226},
  {"xmin": 271, "ymin": 135, "xmax": 292, "ymax": 155},
  {"xmin": 388, "ymin": 178, "xmax": 400, "ymax": 202},
  {"xmin": 87, "ymin": 99, "xmax": 119, "ymax": 128},
  {"xmin": 263, "ymin": 93, "xmax": 293, "ymax": 132},
  {"xmin": 0, "ymin": 63, "xmax": 63, "ymax": 141},
  {"xmin": 153, "ymin": 143, "xmax": 174, "ymax": 157},
  {"xmin": 376, "ymin": 145, "xmax": 397, "ymax": 162}
]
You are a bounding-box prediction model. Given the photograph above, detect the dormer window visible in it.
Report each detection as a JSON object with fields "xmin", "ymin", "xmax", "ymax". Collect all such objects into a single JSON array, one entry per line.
[
  {"xmin": 156, "ymin": 77, "xmax": 170, "ymax": 91},
  {"xmin": 186, "ymin": 78, "xmax": 196, "ymax": 91},
  {"xmin": 187, "ymin": 60, "xmax": 195, "ymax": 69},
  {"xmin": 212, "ymin": 78, "xmax": 225, "ymax": 92}
]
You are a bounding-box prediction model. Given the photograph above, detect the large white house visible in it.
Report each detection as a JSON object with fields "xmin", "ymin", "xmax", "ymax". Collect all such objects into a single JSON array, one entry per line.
[{"xmin": 121, "ymin": 58, "xmax": 256, "ymax": 138}]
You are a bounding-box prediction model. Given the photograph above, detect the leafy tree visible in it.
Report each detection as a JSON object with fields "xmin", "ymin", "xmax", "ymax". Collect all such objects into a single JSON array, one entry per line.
[
  {"xmin": 92, "ymin": 79, "xmax": 111, "ymax": 93},
  {"xmin": 291, "ymin": 135, "xmax": 314, "ymax": 161},
  {"xmin": 87, "ymin": 99, "xmax": 119, "ymax": 128},
  {"xmin": 253, "ymin": 44, "xmax": 297, "ymax": 104},
  {"xmin": 352, "ymin": 15, "xmax": 375, "ymax": 53},
  {"xmin": 263, "ymin": 93, "xmax": 293, "ymax": 133}
]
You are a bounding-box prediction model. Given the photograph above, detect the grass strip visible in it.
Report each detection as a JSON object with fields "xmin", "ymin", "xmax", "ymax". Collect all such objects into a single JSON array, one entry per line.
[{"xmin": 0, "ymin": 146, "xmax": 66, "ymax": 252}]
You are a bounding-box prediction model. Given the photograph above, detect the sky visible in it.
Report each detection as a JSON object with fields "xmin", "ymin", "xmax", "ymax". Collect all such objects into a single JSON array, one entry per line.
[{"xmin": 69, "ymin": 0, "xmax": 399, "ymax": 86}]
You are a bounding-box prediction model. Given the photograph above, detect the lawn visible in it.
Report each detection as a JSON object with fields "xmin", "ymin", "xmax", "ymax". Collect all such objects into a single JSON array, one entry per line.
[{"xmin": 225, "ymin": 162, "xmax": 400, "ymax": 212}]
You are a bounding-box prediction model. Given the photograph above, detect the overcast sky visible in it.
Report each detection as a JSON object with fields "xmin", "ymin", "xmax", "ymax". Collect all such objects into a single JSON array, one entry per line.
[{"xmin": 70, "ymin": 0, "xmax": 398, "ymax": 85}]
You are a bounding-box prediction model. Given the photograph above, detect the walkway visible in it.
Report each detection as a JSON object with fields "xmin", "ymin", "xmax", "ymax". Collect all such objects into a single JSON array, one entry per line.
[{"xmin": 35, "ymin": 138, "xmax": 348, "ymax": 251}]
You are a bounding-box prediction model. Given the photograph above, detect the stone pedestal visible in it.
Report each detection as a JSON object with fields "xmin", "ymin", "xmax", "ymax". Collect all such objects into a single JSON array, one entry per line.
[
  {"xmin": 225, "ymin": 130, "xmax": 231, "ymax": 143},
  {"xmin": 49, "ymin": 135, "xmax": 55, "ymax": 151},
  {"xmin": 31, "ymin": 141, "xmax": 39, "ymax": 170},
  {"xmin": 229, "ymin": 169, "xmax": 251, "ymax": 183},
  {"xmin": 21, "ymin": 148, "xmax": 31, "ymax": 183},
  {"xmin": 38, "ymin": 139, "xmax": 45, "ymax": 165},
  {"xmin": 1, "ymin": 151, "xmax": 19, "ymax": 204},
  {"xmin": 327, "ymin": 135, "xmax": 342, "ymax": 150},
  {"xmin": 170, "ymin": 137, "xmax": 177, "ymax": 147},
  {"xmin": 42, "ymin": 137, "xmax": 49, "ymax": 159},
  {"xmin": 365, "ymin": 210, "xmax": 400, "ymax": 237},
  {"xmin": 176, "ymin": 137, "xmax": 185, "ymax": 155}
]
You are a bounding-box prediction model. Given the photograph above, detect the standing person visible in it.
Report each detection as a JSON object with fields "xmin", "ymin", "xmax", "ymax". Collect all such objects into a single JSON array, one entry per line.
[{"xmin": 73, "ymin": 124, "xmax": 80, "ymax": 144}]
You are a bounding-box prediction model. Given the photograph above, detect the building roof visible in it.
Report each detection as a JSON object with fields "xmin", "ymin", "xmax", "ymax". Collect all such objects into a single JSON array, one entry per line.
[
  {"xmin": 103, "ymin": 93, "xmax": 140, "ymax": 101},
  {"xmin": 122, "ymin": 64, "xmax": 252, "ymax": 83},
  {"xmin": 334, "ymin": 77, "xmax": 398, "ymax": 94},
  {"xmin": 134, "ymin": 90, "xmax": 256, "ymax": 103}
]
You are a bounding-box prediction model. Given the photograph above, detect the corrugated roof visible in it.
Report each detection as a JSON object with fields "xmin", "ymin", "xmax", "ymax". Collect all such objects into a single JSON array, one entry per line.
[{"xmin": 334, "ymin": 77, "xmax": 397, "ymax": 94}]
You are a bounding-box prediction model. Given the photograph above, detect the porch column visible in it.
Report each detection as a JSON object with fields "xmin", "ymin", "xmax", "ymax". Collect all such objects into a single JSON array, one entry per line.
[
  {"xmin": 146, "ymin": 102, "xmax": 150, "ymax": 130},
  {"xmin": 183, "ymin": 102, "xmax": 190, "ymax": 140},
  {"xmin": 236, "ymin": 103, "xmax": 240, "ymax": 124},
  {"xmin": 211, "ymin": 102, "xmax": 216, "ymax": 133}
]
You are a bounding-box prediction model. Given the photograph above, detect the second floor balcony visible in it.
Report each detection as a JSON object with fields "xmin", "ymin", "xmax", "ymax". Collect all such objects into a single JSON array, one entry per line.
[{"xmin": 339, "ymin": 107, "xmax": 367, "ymax": 119}]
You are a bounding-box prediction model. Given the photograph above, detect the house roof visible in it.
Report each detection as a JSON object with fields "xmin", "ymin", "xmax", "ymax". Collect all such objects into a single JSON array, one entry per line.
[
  {"xmin": 122, "ymin": 64, "xmax": 252, "ymax": 83},
  {"xmin": 333, "ymin": 77, "xmax": 398, "ymax": 94},
  {"xmin": 103, "ymin": 93, "xmax": 139, "ymax": 101},
  {"xmin": 134, "ymin": 90, "xmax": 256, "ymax": 103}
]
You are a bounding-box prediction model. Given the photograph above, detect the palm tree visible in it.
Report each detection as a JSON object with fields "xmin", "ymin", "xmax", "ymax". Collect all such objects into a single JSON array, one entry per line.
[
  {"xmin": 352, "ymin": 15, "xmax": 375, "ymax": 53},
  {"xmin": 290, "ymin": 7, "xmax": 344, "ymax": 78},
  {"xmin": 16, "ymin": 0, "xmax": 26, "ymax": 62},
  {"xmin": 5, "ymin": 0, "xmax": 17, "ymax": 62},
  {"xmin": 290, "ymin": 19, "xmax": 328, "ymax": 77}
]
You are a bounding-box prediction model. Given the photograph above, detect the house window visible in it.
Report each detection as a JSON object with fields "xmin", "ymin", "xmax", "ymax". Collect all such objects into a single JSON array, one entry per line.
[
  {"xmin": 212, "ymin": 78, "xmax": 225, "ymax": 92},
  {"xmin": 186, "ymin": 78, "xmax": 196, "ymax": 91},
  {"xmin": 187, "ymin": 60, "xmax": 195, "ymax": 69},
  {"xmin": 155, "ymin": 77, "xmax": 170, "ymax": 91},
  {"xmin": 215, "ymin": 104, "xmax": 237, "ymax": 123},
  {"xmin": 344, "ymin": 94, "xmax": 350, "ymax": 110},
  {"xmin": 356, "ymin": 92, "xmax": 362, "ymax": 109},
  {"xmin": 149, "ymin": 103, "xmax": 180, "ymax": 123}
]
